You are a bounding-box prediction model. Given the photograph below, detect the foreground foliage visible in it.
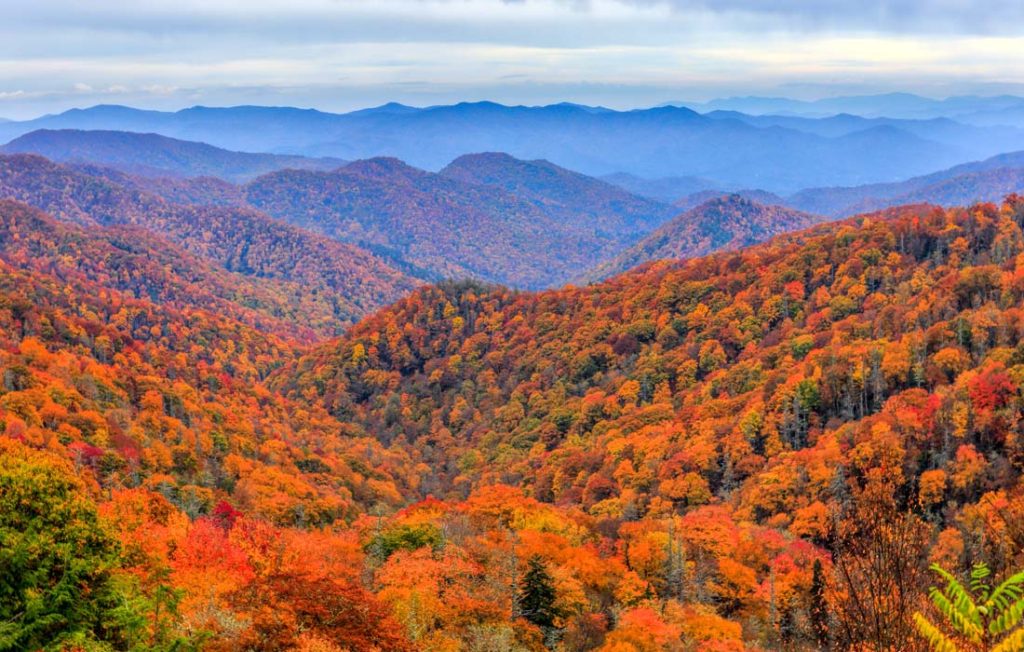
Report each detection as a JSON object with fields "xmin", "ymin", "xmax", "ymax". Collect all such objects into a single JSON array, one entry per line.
[
  {"xmin": 915, "ymin": 563, "xmax": 1024, "ymax": 652},
  {"xmin": 7, "ymin": 191, "xmax": 1024, "ymax": 648}
]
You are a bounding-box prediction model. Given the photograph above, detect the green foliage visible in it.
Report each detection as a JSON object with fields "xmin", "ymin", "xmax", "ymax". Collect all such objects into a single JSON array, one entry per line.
[
  {"xmin": 914, "ymin": 562, "xmax": 1024, "ymax": 651},
  {"xmin": 366, "ymin": 523, "xmax": 444, "ymax": 560},
  {"xmin": 790, "ymin": 334, "xmax": 815, "ymax": 360},
  {"xmin": 0, "ymin": 440, "xmax": 145, "ymax": 651},
  {"xmin": 517, "ymin": 555, "xmax": 560, "ymax": 632}
]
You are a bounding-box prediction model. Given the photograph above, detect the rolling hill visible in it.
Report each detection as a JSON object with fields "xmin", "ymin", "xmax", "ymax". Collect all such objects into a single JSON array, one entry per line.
[
  {"xmin": 1, "ymin": 128, "xmax": 345, "ymax": 182},
  {"xmin": 789, "ymin": 149, "xmax": 1024, "ymax": 216},
  {"xmin": 0, "ymin": 154, "xmax": 419, "ymax": 334},
  {"xmin": 586, "ymin": 194, "xmax": 825, "ymax": 280},
  {"xmin": 245, "ymin": 157, "xmax": 666, "ymax": 289},
  {"xmin": 0, "ymin": 199, "xmax": 327, "ymax": 341},
  {"xmin": 439, "ymin": 152, "xmax": 676, "ymax": 235},
  {"xmin": 599, "ymin": 171, "xmax": 721, "ymax": 203},
  {"xmin": 265, "ymin": 195, "xmax": 1024, "ymax": 648},
  {"xmin": 0, "ymin": 149, "xmax": 682, "ymax": 292},
  {"xmin": 672, "ymin": 188, "xmax": 788, "ymax": 212}
]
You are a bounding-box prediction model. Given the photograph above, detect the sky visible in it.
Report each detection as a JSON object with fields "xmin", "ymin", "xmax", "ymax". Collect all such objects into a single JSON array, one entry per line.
[{"xmin": 2, "ymin": 0, "xmax": 1024, "ymax": 119}]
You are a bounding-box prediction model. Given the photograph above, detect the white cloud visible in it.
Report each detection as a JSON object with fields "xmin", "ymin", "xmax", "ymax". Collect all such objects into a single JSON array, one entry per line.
[{"xmin": 0, "ymin": 0, "xmax": 1022, "ymax": 118}]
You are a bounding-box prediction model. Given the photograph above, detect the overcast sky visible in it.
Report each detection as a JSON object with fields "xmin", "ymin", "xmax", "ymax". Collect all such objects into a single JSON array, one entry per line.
[{"xmin": 2, "ymin": 0, "xmax": 1024, "ymax": 119}]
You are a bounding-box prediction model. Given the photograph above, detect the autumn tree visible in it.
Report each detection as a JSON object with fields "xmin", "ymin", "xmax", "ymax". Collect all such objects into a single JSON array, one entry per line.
[
  {"xmin": 830, "ymin": 483, "xmax": 933, "ymax": 651},
  {"xmin": 517, "ymin": 555, "xmax": 561, "ymax": 645},
  {"xmin": 226, "ymin": 573, "xmax": 412, "ymax": 652}
]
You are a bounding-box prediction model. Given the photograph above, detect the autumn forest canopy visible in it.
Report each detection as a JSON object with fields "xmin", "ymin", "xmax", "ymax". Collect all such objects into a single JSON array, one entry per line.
[{"xmin": 6, "ymin": 100, "xmax": 1024, "ymax": 652}]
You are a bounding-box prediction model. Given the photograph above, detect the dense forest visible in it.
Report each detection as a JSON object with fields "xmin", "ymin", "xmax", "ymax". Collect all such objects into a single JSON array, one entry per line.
[
  {"xmin": 245, "ymin": 157, "xmax": 668, "ymax": 289},
  {"xmin": 6, "ymin": 177, "xmax": 1024, "ymax": 649},
  {"xmin": 588, "ymin": 195, "xmax": 824, "ymax": 280},
  {"xmin": 0, "ymin": 154, "xmax": 421, "ymax": 335}
]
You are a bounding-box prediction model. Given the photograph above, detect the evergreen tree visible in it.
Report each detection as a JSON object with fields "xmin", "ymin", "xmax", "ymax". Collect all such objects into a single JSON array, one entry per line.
[
  {"xmin": 809, "ymin": 558, "xmax": 830, "ymax": 649},
  {"xmin": 517, "ymin": 555, "xmax": 560, "ymax": 636},
  {"xmin": 0, "ymin": 440, "xmax": 159, "ymax": 651}
]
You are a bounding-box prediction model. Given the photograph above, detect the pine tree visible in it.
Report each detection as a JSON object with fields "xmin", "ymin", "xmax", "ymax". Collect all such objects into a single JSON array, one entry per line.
[
  {"xmin": 0, "ymin": 439, "xmax": 162, "ymax": 651},
  {"xmin": 809, "ymin": 558, "xmax": 830, "ymax": 649},
  {"xmin": 517, "ymin": 555, "xmax": 560, "ymax": 634}
]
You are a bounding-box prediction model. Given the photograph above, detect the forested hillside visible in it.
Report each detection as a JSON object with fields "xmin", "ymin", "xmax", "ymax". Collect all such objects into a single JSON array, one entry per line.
[
  {"xmin": 245, "ymin": 157, "xmax": 669, "ymax": 288},
  {"xmin": 587, "ymin": 195, "xmax": 825, "ymax": 280},
  {"xmin": 8, "ymin": 140, "xmax": 1024, "ymax": 648},
  {"xmin": 440, "ymin": 152, "xmax": 675, "ymax": 235},
  {"xmin": 269, "ymin": 195, "xmax": 1024, "ymax": 648},
  {"xmin": 0, "ymin": 154, "xmax": 420, "ymax": 334}
]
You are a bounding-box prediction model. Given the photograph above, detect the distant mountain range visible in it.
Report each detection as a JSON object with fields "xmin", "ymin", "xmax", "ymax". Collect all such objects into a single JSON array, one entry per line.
[
  {"xmin": 6, "ymin": 126, "xmax": 1024, "ymax": 282},
  {"xmin": 598, "ymin": 172, "xmax": 722, "ymax": 204},
  {"xmin": 1, "ymin": 129, "xmax": 344, "ymax": 182},
  {"xmin": 606, "ymin": 148, "xmax": 1024, "ymax": 219},
  {"xmin": 0, "ymin": 136, "xmax": 680, "ymax": 290},
  {"xmin": 6, "ymin": 126, "xmax": 1024, "ymax": 294},
  {"xmin": 676, "ymin": 92, "xmax": 1024, "ymax": 124},
  {"xmin": 5, "ymin": 100, "xmax": 1024, "ymax": 192},
  {"xmin": 785, "ymin": 149, "xmax": 1024, "ymax": 216}
]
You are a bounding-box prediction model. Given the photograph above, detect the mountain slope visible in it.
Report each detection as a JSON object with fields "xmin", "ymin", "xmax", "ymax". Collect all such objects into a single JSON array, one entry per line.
[
  {"xmin": 0, "ymin": 154, "xmax": 419, "ymax": 333},
  {"xmin": 72, "ymin": 163, "xmax": 250, "ymax": 207},
  {"xmin": 266, "ymin": 195, "xmax": 1024, "ymax": 647},
  {"xmin": 0, "ymin": 205, "xmax": 416, "ymax": 521},
  {"xmin": 673, "ymin": 188, "xmax": 788, "ymax": 212},
  {"xmin": 245, "ymin": 157, "xmax": 645, "ymax": 289},
  {"xmin": 790, "ymin": 149, "xmax": 1024, "ymax": 216},
  {"xmin": 440, "ymin": 152, "xmax": 675, "ymax": 235},
  {"xmin": 2, "ymin": 129, "xmax": 345, "ymax": 182},
  {"xmin": 10, "ymin": 187, "xmax": 1024, "ymax": 648},
  {"xmin": 586, "ymin": 194, "xmax": 824, "ymax": 280},
  {"xmin": 703, "ymin": 109, "xmax": 1024, "ymax": 156},
  {"xmin": 0, "ymin": 200, "xmax": 333, "ymax": 341},
  {"xmin": 600, "ymin": 171, "xmax": 722, "ymax": 203}
]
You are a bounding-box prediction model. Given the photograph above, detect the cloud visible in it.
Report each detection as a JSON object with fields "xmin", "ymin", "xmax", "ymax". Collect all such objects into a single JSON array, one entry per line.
[
  {"xmin": 609, "ymin": 0, "xmax": 1024, "ymax": 35},
  {"xmin": 0, "ymin": 0, "xmax": 1021, "ymax": 118}
]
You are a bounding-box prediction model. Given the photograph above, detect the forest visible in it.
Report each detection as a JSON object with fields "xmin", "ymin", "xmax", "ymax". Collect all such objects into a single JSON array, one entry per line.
[{"xmin": 6, "ymin": 183, "xmax": 1024, "ymax": 649}]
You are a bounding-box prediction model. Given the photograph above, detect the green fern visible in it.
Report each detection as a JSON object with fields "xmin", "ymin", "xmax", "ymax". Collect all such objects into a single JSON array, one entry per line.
[{"xmin": 915, "ymin": 563, "xmax": 1024, "ymax": 652}]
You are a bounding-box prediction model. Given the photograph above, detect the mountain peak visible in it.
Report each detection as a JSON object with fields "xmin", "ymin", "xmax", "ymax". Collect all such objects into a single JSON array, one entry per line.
[
  {"xmin": 588, "ymin": 192, "xmax": 822, "ymax": 281},
  {"xmin": 340, "ymin": 156, "xmax": 425, "ymax": 179}
]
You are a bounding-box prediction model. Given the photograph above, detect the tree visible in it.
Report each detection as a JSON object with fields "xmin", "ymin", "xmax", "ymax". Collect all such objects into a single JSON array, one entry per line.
[
  {"xmin": 227, "ymin": 573, "xmax": 412, "ymax": 652},
  {"xmin": 830, "ymin": 484, "xmax": 933, "ymax": 651},
  {"xmin": 809, "ymin": 558, "xmax": 830, "ymax": 649},
  {"xmin": 0, "ymin": 440, "xmax": 148, "ymax": 650},
  {"xmin": 914, "ymin": 562, "xmax": 1024, "ymax": 651},
  {"xmin": 517, "ymin": 555, "xmax": 561, "ymax": 643}
]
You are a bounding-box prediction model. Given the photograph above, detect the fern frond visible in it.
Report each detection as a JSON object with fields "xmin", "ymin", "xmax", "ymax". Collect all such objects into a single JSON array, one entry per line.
[
  {"xmin": 988, "ymin": 571, "xmax": 1024, "ymax": 615},
  {"xmin": 931, "ymin": 564, "xmax": 984, "ymax": 634},
  {"xmin": 991, "ymin": 594, "xmax": 1024, "ymax": 637},
  {"xmin": 914, "ymin": 612, "xmax": 963, "ymax": 652},
  {"xmin": 930, "ymin": 587, "xmax": 984, "ymax": 642},
  {"xmin": 972, "ymin": 562, "xmax": 992, "ymax": 600},
  {"xmin": 991, "ymin": 626, "xmax": 1024, "ymax": 652}
]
